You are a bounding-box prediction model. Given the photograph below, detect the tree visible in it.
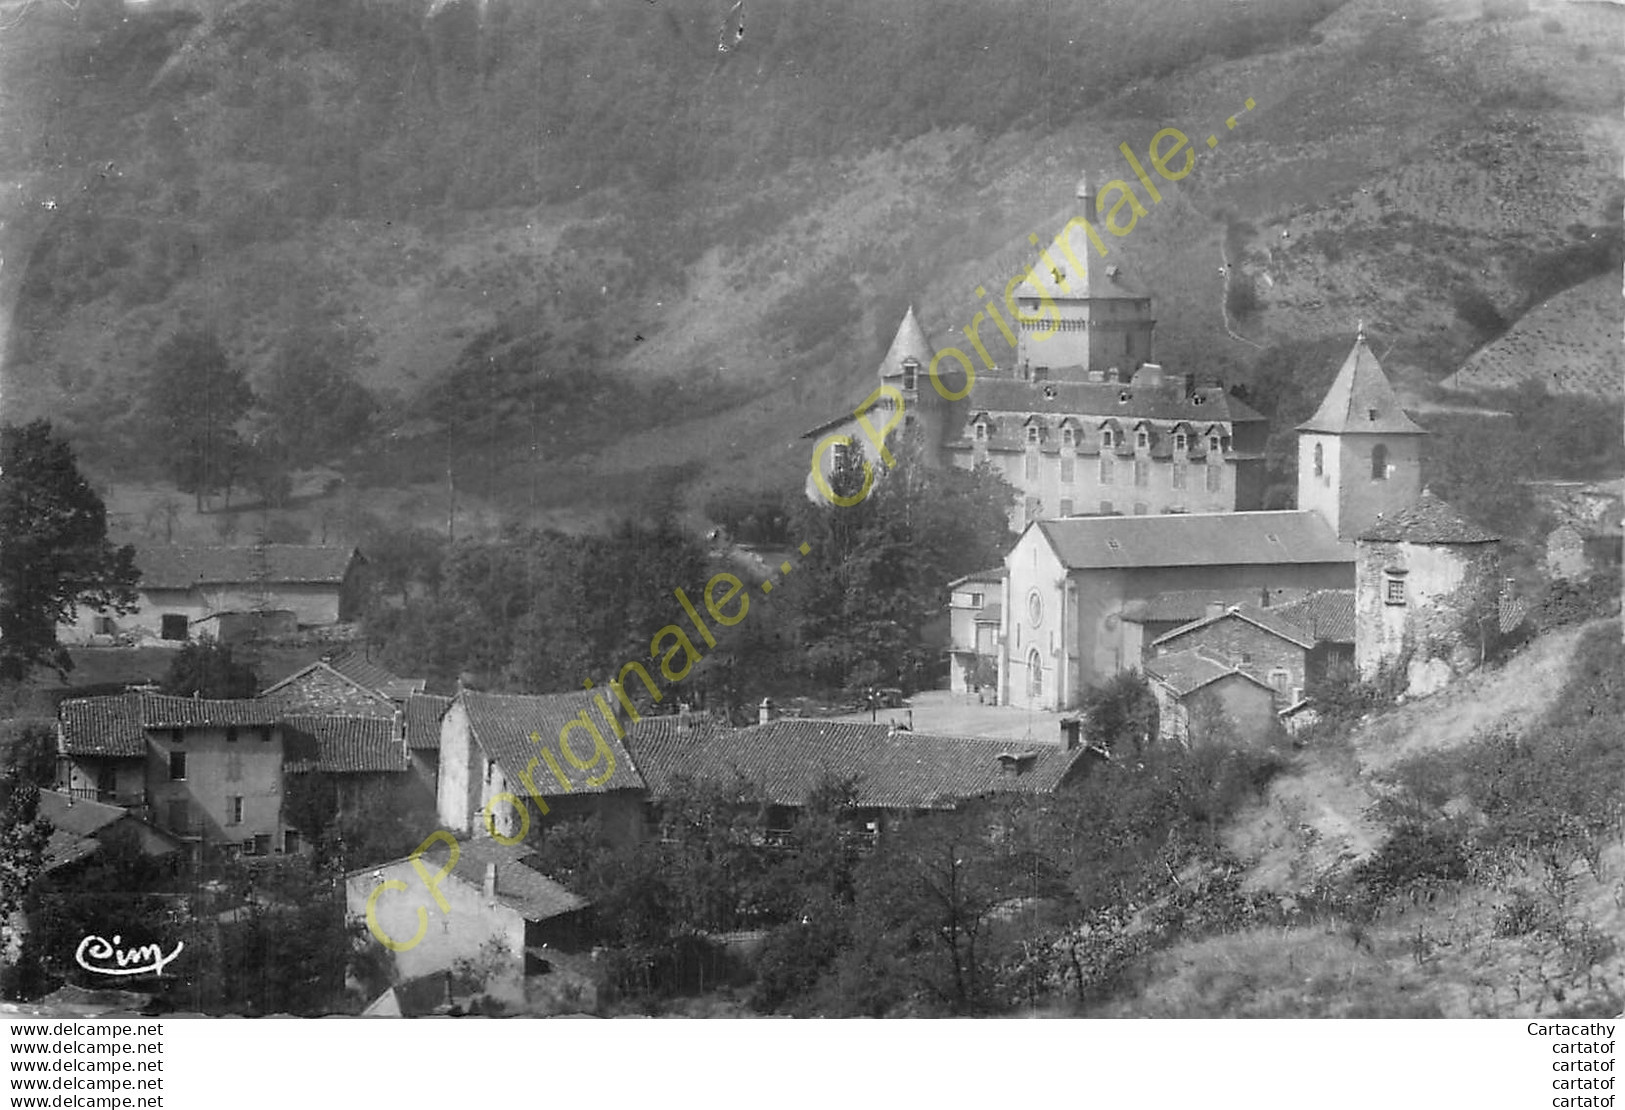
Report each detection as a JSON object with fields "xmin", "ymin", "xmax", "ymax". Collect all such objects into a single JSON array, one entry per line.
[
  {"xmin": 0, "ymin": 774, "xmax": 51, "ymax": 947},
  {"xmin": 142, "ymin": 331, "xmax": 254, "ymax": 512},
  {"xmin": 256, "ymin": 331, "xmax": 377, "ymax": 464},
  {"xmin": 159, "ymin": 639, "xmax": 261, "ymax": 699},
  {"xmin": 1080, "ymin": 670, "xmax": 1160, "ymax": 756},
  {"xmin": 0, "ymin": 421, "xmax": 141, "ymax": 681}
]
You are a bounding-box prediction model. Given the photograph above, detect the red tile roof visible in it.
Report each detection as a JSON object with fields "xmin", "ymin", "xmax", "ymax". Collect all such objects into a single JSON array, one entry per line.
[
  {"xmin": 59, "ymin": 694, "xmax": 146, "ymax": 757},
  {"xmin": 1036, "ymin": 510, "xmax": 1352, "ymax": 570},
  {"xmin": 404, "ymin": 694, "xmax": 452, "ymax": 751},
  {"xmin": 282, "ymin": 715, "xmax": 407, "ymax": 774},
  {"xmin": 138, "ymin": 693, "xmax": 283, "ymax": 728},
  {"xmin": 1146, "ymin": 649, "xmax": 1275, "ymax": 697},
  {"xmin": 259, "ymin": 661, "xmax": 397, "ymax": 715},
  {"xmin": 458, "ymin": 691, "xmax": 644, "ymax": 797},
  {"xmin": 1273, "ymin": 590, "xmax": 1357, "ymax": 644},
  {"xmin": 1358, "ymin": 490, "xmax": 1500, "ymax": 544},
  {"xmin": 629, "ymin": 718, "xmax": 1086, "ymax": 810},
  {"xmin": 134, "ymin": 544, "xmax": 360, "ymax": 590}
]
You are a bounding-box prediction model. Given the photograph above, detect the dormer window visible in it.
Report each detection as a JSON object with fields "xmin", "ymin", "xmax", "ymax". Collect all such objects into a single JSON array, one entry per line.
[
  {"xmin": 1027, "ymin": 426, "xmax": 1040, "ymax": 445},
  {"xmin": 1175, "ymin": 433, "xmax": 1187, "ymax": 451},
  {"xmin": 1209, "ymin": 435, "xmax": 1221, "ymax": 453},
  {"xmin": 1101, "ymin": 429, "xmax": 1114, "ymax": 449},
  {"xmin": 902, "ymin": 358, "xmax": 919, "ymax": 392},
  {"xmin": 974, "ymin": 422, "xmax": 987, "ymax": 441},
  {"xmin": 1062, "ymin": 428, "xmax": 1074, "ymax": 447},
  {"xmin": 1136, "ymin": 429, "xmax": 1149, "ymax": 449}
]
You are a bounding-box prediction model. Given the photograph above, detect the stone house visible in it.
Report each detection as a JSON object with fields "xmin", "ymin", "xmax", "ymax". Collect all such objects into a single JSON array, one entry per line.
[
  {"xmin": 435, "ymin": 690, "xmax": 645, "ymax": 848},
  {"xmin": 57, "ymin": 545, "xmax": 365, "ymax": 646},
  {"xmin": 404, "ymin": 693, "xmax": 452, "ymax": 787},
  {"xmin": 946, "ymin": 568, "xmax": 1005, "ymax": 695},
  {"xmin": 1151, "ymin": 604, "xmax": 1318, "ymax": 708},
  {"xmin": 1144, "ymin": 648, "xmax": 1280, "ymax": 747},
  {"xmin": 1355, "ymin": 490, "xmax": 1502, "ymax": 692}
]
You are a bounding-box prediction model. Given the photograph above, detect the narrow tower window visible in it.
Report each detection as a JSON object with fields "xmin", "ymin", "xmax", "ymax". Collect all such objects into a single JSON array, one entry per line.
[
  {"xmin": 1313, "ymin": 443, "xmax": 1324, "ymax": 477},
  {"xmin": 1371, "ymin": 444, "xmax": 1389, "ymax": 481}
]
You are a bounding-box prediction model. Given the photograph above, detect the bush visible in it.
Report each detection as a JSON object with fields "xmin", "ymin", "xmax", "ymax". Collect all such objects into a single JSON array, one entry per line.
[{"xmin": 1353, "ymin": 821, "xmax": 1471, "ymax": 904}]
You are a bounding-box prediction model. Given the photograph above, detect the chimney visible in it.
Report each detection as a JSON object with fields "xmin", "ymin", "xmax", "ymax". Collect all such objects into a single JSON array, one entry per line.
[
  {"xmin": 483, "ymin": 862, "xmax": 497, "ymax": 899},
  {"xmin": 1076, "ymin": 171, "xmax": 1095, "ymax": 217},
  {"xmin": 1260, "ymin": 586, "xmax": 1271, "ymax": 608},
  {"xmin": 1059, "ymin": 717, "xmax": 1082, "ymax": 750},
  {"xmin": 758, "ymin": 697, "xmax": 774, "ymax": 726},
  {"xmin": 1087, "ymin": 369, "xmax": 1104, "ymax": 383}
]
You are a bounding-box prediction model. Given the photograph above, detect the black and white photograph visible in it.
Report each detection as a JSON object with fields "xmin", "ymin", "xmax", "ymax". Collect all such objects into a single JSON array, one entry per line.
[{"xmin": 0, "ymin": 0, "xmax": 1621, "ymax": 1099}]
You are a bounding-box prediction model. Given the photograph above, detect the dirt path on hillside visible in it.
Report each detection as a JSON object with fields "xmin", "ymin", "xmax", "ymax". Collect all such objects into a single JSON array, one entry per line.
[{"xmin": 1229, "ymin": 619, "xmax": 1604, "ymax": 893}]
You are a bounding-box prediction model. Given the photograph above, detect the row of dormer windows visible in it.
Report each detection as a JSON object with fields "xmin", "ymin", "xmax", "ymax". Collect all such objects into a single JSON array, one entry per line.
[{"xmin": 987, "ymin": 421, "xmax": 1228, "ymax": 454}]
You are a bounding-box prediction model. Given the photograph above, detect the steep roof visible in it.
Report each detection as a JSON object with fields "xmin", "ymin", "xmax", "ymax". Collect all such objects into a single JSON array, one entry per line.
[
  {"xmin": 876, "ymin": 305, "xmax": 934, "ymax": 378},
  {"xmin": 457, "ymin": 690, "xmax": 644, "ymax": 797},
  {"xmin": 324, "ymin": 648, "xmax": 424, "ymax": 700},
  {"xmin": 629, "ymin": 718, "xmax": 1086, "ymax": 810},
  {"xmin": 1273, "ymin": 590, "xmax": 1357, "ymax": 645},
  {"xmin": 59, "ymin": 693, "xmax": 146, "ymax": 757},
  {"xmin": 1153, "ymin": 605, "xmax": 1315, "ymax": 651},
  {"xmin": 1358, "ymin": 490, "xmax": 1500, "ymax": 544},
  {"xmin": 404, "ymin": 693, "xmax": 452, "ymax": 751},
  {"xmin": 1015, "ymin": 199, "xmax": 1153, "ymax": 303},
  {"xmin": 282, "ymin": 716, "xmax": 408, "ymax": 774},
  {"xmin": 37, "ymin": 789, "xmax": 129, "ymax": 838},
  {"xmin": 961, "ymin": 378, "xmax": 1264, "ymax": 427},
  {"xmin": 1145, "ymin": 649, "xmax": 1275, "ymax": 697},
  {"xmin": 135, "ymin": 545, "xmax": 360, "ymax": 590},
  {"xmin": 1297, "ymin": 334, "xmax": 1426, "ymax": 436},
  {"xmin": 1033, "ymin": 511, "xmax": 1353, "ymax": 571},
  {"xmin": 450, "ymin": 839, "xmax": 587, "ymax": 922},
  {"xmin": 258, "ymin": 660, "xmax": 397, "ymax": 716}
]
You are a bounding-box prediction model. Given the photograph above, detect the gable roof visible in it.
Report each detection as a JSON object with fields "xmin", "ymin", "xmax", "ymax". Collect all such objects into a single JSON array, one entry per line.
[
  {"xmin": 60, "ymin": 693, "xmax": 146, "ymax": 757},
  {"xmin": 1033, "ymin": 511, "xmax": 1353, "ymax": 571},
  {"xmin": 457, "ymin": 691, "xmax": 644, "ymax": 797},
  {"xmin": 1273, "ymin": 590, "xmax": 1357, "ymax": 644},
  {"xmin": 1145, "ymin": 649, "xmax": 1275, "ymax": 698},
  {"xmin": 404, "ymin": 693, "xmax": 452, "ymax": 751},
  {"xmin": 324, "ymin": 648, "xmax": 424, "ymax": 700},
  {"xmin": 630, "ymin": 718, "xmax": 1086, "ymax": 810},
  {"xmin": 1297, "ymin": 334, "xmax": 1426, "ymax": 436},
  {"xmin": 135, "ymin": 545, "xmax": 360, "ymax": 590},
  {"xmin": 451, "ymin": 839, "xmax": 587, "ymax": 922},
  {"xmin": 282, "ymin": 716, "xmax": 408, "ymax": 774},
  {"xmin": 877, "ymin": 305, "xmax": 934, "ymax": 378},
  {"xmin": 258, "ymin": 660, "xmax": 397, "ymax": 715},
  {"xmin": 1359, "ymin": 490, "xmax": 1500, "ymax": 544},
  {"xmin": 1153, "ymin": 604, "xmax": 1315, "ymax": 651}
]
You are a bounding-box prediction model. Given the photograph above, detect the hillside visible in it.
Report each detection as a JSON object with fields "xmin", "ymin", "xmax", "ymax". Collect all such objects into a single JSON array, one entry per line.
[
  {"xmin": 1438, "ymin": 274, "xmax": 1623, "ymax": 398},
  {"xmin": 0, "ymin": 0, "xmax": 1619, "ymax": 538}
]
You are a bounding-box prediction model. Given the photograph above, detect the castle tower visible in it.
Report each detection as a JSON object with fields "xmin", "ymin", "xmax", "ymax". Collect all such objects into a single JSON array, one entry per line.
[
  {"xmin": 1297, "ymin": 329, "xmax": 1427, "ymax": 540},
  {"xmin": 875, "ymin": 305, "xmax": 941, "ymax": 466},
  {"xmin": 1011, "ymin": 171, "xmax": 1156, "ymax": 381}
]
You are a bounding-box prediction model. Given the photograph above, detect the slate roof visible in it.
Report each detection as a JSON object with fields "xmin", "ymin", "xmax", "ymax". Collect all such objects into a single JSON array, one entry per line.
[
  {"xmin": 1153, "ymin": 605, "xmax": 1315, "ymax": 651},
  {"xmin": 404, "ymin": 693, "xmax": 452, "ymax": 751},
  {"xmin": 282, "ymin": 716, "xmax": 408, "ymax": 774},
  {"xmin": 960, "ymin": 378, "xmax": 1264, "ymax": 429},
  {"xmin": 1035, "ymin": 511, "xmax": 1353, "ymax": 570},
  {"xmin": 458, "ymin": 691, "xmax": 644, "ymax": 797},
  {"xmin": 1014, "ymin": 193, "xmax": 1154, "ymax": 302},
  {"xmin": 629, "ymin": 718, "xmax": 1086, "ymax": 811},
  {"xmin": 1297, "ymin": 334, "xmax": 1426, "ymax": 436},
  {"xmin": 135, "ymin": 545, "xmax": 360, "ymax": 590},
  {"xmin": 876, "ymin": 305, "xmax": 934, "ymax": 378},
  {"xmin": 1273, "ymin": 590, "xmax": 1357, "ymax": 645},
  {"xmin": 324, "ymin": 648, "xmax": 425, "ymax": 700},
  {"xmin": 1359, "ymin": 490, "xmax": 1500, "ymax": 544},
  {"xmin": 1145, "ymin": 649, "xmax": 1274, "ymax": 697},
  {"xmin": 59, "ymin": 694, "xmax": 146, "ymax": 757}
]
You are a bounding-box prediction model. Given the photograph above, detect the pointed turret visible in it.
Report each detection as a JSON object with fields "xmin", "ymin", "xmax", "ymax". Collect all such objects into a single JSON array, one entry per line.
[
  {"xmin": 1297, "ymin": 331, "xmax": 1426, "ymax": 436},
  {"xmin": 876, "ymin": 305, "xmax": 934, "ymax": 382}
]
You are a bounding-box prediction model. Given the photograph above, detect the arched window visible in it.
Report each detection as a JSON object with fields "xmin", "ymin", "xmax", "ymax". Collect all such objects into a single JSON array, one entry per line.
[
  {"xmin": 1371, "ymin": 443, "xmax": 1389, "ymax": 481},
  {"xmin": 1313, "ymin": 442, "xmax": 1324, "ymax": 477},
  {"xmin": 1027, "ymin": 650, "xmax": 1043, "ymax": 699}
]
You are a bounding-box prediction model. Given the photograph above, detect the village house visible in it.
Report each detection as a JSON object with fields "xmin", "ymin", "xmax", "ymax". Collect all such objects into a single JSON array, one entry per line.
[
  {"xmin": 57, "ymin": 544, "xmax": 365, "ymax": 646},
  {"xmin": 34, "ymin": 789, "xmax": 183, "ymax": 878},
  {"xmin": 434, "ymin": 690, "xmax": 645, "ymax": 848},
  {"xmin": 1151, "ymin": 604, "xmax": 1320, "ymax": 709},
  {"xmin": 345, "ymin": 837, "xmax": 589, "ymax": 1008},
  {"xmin": 946, "ymin": 568, "xmax": 1005, "ymax": 696},
  {"xmin": 1143, "ymin": 650, "xmax": 1279, "ymax": 748}
]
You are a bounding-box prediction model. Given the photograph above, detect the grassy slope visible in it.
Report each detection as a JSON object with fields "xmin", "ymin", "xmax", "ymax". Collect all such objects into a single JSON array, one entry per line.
[
  {"xmin": 1440, "ymin": 274, "xmax": 1623, "ymax": 397},
  {"xmin": 1092, "ymin": 616, "xmax": 1623, "ymax": 1018}
]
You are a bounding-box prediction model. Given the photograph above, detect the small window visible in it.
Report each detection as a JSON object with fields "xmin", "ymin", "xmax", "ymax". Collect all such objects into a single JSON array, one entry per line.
[
  {"xmin": 974, "ymin": 422, "xmax": 987, "ymax": 441},
  {"xmin": 226, "ymin": 726, "xmax": 238, "ymax": 743},
  {"xmin": 1175, "ymin": 433, "xmax": 1187, "ymax": 452},
  {"xmin": 160, "ymin": 614, "xmax": 188, "ymax": 641},
  {"xmin": 228, "ymin": 796, "xmax": 243, "ymax": 826},
  {"xmin": 1059, "ymin": 498, "xmax": 1073, "ymax": 517},
  {"xmin": 169, "ymin": 752, "xmax": 187, "ymax": 781},
  {"xmin": 1100, "ymin": 457, "xmax": 1115, "ymax": 485},
  {"xmin": 1385, "ymin": 574, "xmax": 1407, "ymax": 605},
  {"xmin": 901, "ymin": 359, "xmax": 918, "ymax": 392},
  {"xmin": 1371, "ymin": 443, "xmax": 1389, "ymax": 481},
  {"xmin": 1027, "ymin": 426, "xmax": 1040, "ymax": 444},
  {"xmin": 284, "ymin": 829, "xmax": 301, "ymax": 854},
  {"xmin": 94, "ymin": 616, "xmax": 116, "ymax": 635},
  {"xmin": 1061, "ymin": 457, "xmax": 1075, "ymax": 483},
  {"xmin": 1313, "ymin": 442, "xmax": 1324, "ymax": 477},
  {"xmin": 1134, "ymin": 460, "xmax": 1150, "ymax": 487},
  {"xmin": 1136, "ymin": 429, "xmax": 1149, "ymax": 449},
  {"xmin": 1062, "ymin": 428, "xmax": 1074, "ymax": 447},
  {"xmin": 1209, "ymin": 436, "xmax": 1221, "ymax": 453},
  {"xmin": 253, "ymin": 834, "xmax": 272, "ymax": 856},
  {"xmin": 1206, "ymin": 466, "xmax": 1222, "ymax": 493},
  {"xmin": 1172, "ymin": 463, "xmax": 1187, "ymax": 490},
  {"xmin": 1100, "ymin": 429, "xmax": 1114, "ymax": 449},
  {"xmin": 969, "ymin": 592, "xmax": 984, "ymax": 608},
  {"xmin": 242, "ymin": 837, "xmax": 259, "ymax": 857}
]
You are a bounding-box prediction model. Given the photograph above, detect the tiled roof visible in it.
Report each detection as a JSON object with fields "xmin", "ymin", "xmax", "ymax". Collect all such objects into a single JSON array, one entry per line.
[
  {"xmin": 259, "ymin": 661, "xmax": 397, "ymax": 716},
  {"xmin": 459, "ymin": 691, "xmax": 644, "ymax": 797},
  {"xmin": 138, "ymin": 693, "xmax": 282, "ymax": 728},
  {"xmin": 282, "ymin": 716, "xmax": 407, "ymax": 774},
  {"xmin": 1359, "ymin": 490, "xmax": 1500, "ymax": 544},
  {"xmin": 1499, "ymin": 594, "xmax": 1528, "ymax": 635},
  {"xmin": 960, "ymin": 378, "xmax": 1264, "ymax": 428},
  {"xmin": 135, "ymin": 545, "xmax": 360, "ymax": 590},
  {"xmin": 1035, "ymin": 511, "xmax": 1353, "ymax": 570},
  {"xmin": 453, "ymin": 839, "xmax": 587, "ymax": 922},
  {"xmin": 60, "ymin": 694, "xmax": 146, "ymax": 757},
  {"xmin": 947, "ymin": 567, "xmax": 1007, "ymax": 589},
  {"xmin": 629, "ymin": 718, "xmax": 1086, "ymax": 811},
  {"xmin": 1146, "ymin": 649, "xmax": 1274, "ymax": 698},
  {"xmin": 1297, "ymin": 334, "xmax": 1426, "ymax": 436},
  {"xmin": 404, "ymin": 694, "xmax": 452, "ymax": 751},
  {"xmin": 1273, "ymin": 590, "xmax": 1357, "ymax": 645},
  {"xmin": 1153, "ymin": 604, "xmax": 1315, "ymax": 651},
  {"xmin": 324, "ymin": 648, "xmax": 425, "ymax": 700}
]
